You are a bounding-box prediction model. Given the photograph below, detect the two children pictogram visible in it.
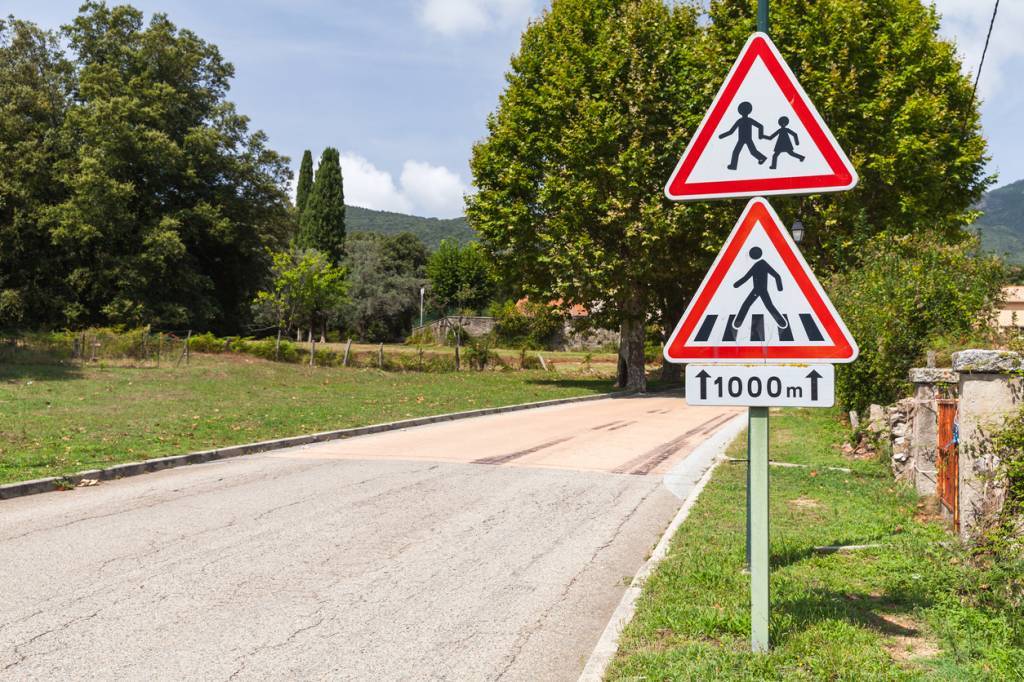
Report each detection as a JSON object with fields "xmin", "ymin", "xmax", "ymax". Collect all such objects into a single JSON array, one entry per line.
[{"xmin": 718, "ymin": 101, "xmax": 805, "ymax": 171}]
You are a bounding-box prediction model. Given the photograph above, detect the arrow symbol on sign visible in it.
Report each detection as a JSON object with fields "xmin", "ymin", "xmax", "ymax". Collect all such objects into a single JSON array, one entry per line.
[
  {"xmin": 807, "ymin": 369, "xmax": 822, "ymax": 402},
  {"xmin": 696, "ymin": 369, "xmax": 710, "ymax": 400}
]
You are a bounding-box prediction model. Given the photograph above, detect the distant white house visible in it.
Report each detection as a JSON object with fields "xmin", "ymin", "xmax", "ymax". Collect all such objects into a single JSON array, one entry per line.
[{"xmin": 997, "ymin": 286, "xmax": 1024, "ymax": 328}]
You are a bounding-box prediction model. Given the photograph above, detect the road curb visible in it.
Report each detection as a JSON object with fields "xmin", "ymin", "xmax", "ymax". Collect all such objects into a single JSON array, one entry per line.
[
  {"xmin": 0, "ymin": 390, "xmax": 634, "ymax": 502},
  {"xmin": 578, "ymin": 413, "xmax": 746, "ymax": 681}
]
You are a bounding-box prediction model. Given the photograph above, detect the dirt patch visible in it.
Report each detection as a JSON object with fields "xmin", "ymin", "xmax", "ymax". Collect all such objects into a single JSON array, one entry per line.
[
  {"xmin": 913, "ymin": 495, "xmax": 948, "ymax": 525},
  {"xmin": 788, "ymin": 496, "xmax": 823, "ymax": 510},
  {"xmin": 880, "ymin": 613, "xmax": 941, "ymax": 662}
]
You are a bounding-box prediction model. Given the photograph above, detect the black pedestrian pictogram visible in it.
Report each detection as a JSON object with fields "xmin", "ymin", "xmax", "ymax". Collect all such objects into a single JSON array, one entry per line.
[
  {"xmin": 765, "ymin": 116, "xmax": 805, "ymax": 169},
  {"xmin": 719, "ymin": 102, "xmax": 767, "ymax": 170},
  {"xmin": 731, "ymin": 247, "xmax": 787, "ymax": 330}
]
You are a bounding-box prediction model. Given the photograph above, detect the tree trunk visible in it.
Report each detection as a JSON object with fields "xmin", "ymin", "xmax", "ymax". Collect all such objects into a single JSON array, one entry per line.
[
  {"xmin": 309, "ymin": 319, "xmax": 316, "ymax": 367},
  {"xmin": 616, "ymin": 315, "xmax": 646, "ymax": 392},
  {"xmin": 660, "ymin": 358, "xmax": 681, "ymax": 384},
  {"xmin": 658, "ymin": 296, "xmax": 687, "ymax": 384}
]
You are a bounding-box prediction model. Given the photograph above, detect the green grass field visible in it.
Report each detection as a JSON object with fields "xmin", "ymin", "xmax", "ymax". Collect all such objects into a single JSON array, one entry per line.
[
  {"xmin": 0, "ymin": 353, "xmax": 613, "ymax": 485},
  {"xmin": 609, "ymin": 409, "xmax": 1023, "ymax": 680}
]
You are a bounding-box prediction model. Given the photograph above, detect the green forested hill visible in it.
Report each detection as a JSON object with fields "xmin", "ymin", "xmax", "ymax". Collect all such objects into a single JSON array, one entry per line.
[
  {"xmin": 346, "ymin": 205, "xmax": 475, "ymax": 250},
  {"xmin": 970, "ymin": 179, "xmax": 1024, "ymax": 263}
]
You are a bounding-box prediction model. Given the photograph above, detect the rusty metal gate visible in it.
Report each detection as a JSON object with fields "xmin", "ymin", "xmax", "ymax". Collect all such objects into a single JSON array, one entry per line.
[{"xmin": 936, "ymin": 398, "xmax": 959, "ymax": 530}]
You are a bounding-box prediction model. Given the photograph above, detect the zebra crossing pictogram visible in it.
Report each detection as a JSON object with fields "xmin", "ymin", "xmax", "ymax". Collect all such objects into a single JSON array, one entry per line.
[
  {"xmin": 692, "ymin": 313, "xmax": 823, "ymax": 344},
  {"xmin": 663, "ymin": 197, "xmax": 857, "ymax": 364}
]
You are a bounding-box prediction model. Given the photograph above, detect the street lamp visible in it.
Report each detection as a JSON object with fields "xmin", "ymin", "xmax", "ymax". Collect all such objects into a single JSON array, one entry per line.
[
  {"xmin": 791, "ymin": 219, "xmax": 805, "ymax": 244},
  {"xmin": 419, "ymin": 287, "xmax": 425, "ymax": 327}
]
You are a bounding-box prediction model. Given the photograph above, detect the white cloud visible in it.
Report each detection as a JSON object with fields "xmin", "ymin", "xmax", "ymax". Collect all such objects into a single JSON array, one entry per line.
[
  {"xmin": 338, "ymin": 153, "xmax": 468, "ymax": 218},
  {"xmin": 340, "ymin": 152, "xmax": 413, "ymax": 214},
  {"xmin": 399, "ymin": 161, "xmax": 469, "ymax": 217},
  {"xmin": 933, "ymin": 0, "xmax": 1024, "ymax": 99},
  {"xmin": 420, "ymin": 0, "xmax": 534, "ymax": 36}
]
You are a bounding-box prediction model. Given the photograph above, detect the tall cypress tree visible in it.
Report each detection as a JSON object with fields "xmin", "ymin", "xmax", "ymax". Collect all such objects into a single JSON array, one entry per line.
[
  {"xmin": 299, "ymin": 147, "xmax": 346, "ymax": 263},
  {"xmin": 295, "ymin": 149, "xmax": 314, "ymax": 214}
]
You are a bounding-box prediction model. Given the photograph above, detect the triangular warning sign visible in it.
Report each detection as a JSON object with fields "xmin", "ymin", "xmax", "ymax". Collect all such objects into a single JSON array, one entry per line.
[
  {"xmin": 665, "ymin": 33, "xmax": 857, "ymax": 201},
  {"xmin": 664, "ymin": 197, "xmax": 857, "ymax": 364}
]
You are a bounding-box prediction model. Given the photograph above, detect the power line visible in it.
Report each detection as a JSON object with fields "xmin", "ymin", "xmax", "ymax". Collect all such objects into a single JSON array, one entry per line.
[{"xmin": 969, "ymin": 0, "xmax": 1000, "ymax": 105}]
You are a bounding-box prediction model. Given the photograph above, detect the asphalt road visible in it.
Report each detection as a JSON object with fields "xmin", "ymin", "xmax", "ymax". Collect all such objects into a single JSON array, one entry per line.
[{"xmin": 0, "ymin": 394, "xmax": 740, "ymax": 681}]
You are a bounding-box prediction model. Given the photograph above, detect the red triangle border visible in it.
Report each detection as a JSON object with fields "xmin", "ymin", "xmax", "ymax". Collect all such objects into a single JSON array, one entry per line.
[
  {"xmin": 663, "ymin": 198, "xmax": 857, "ymax": 363},
  {"xmin": 665, "ymin": 33, "xmax": 857, "ymax": 201}
]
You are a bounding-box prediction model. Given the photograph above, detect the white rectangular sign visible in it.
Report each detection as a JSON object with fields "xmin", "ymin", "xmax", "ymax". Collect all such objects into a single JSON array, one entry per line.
[{"xmin": 685, "ymin": 363, "xmax": 834, "ymax": 407}]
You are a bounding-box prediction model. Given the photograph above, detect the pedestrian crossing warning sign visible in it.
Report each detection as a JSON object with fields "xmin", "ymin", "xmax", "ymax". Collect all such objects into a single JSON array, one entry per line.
[
  {"xmin": 663, "ymin": 197, "xmax": 857, "ymax": 364},
  {"xmin": 664, "ymin": 32, "xmax": 857, "ymax": 202}
]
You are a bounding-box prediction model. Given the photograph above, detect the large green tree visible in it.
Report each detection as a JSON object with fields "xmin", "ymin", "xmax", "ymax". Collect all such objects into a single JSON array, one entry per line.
[
  {"xmin": 299, "ymin": 147, "xmax": 346, "ymax": 263},
  {"xmin": 427, "ymin": 240, "xmax": 494, "ymax": 315},
  {"xmin": 705, "ymin": 0, "xmax": 990, "ymax": 271},
  {"xmin": 0, "ymin": 4, "xmax": 294, "ymax": 333},
  {"xmin": 468, "ymin": 0, "xmax": 711, "ymax": 389},
  {"xmin": 468, "ymin": 0, "xmax": 990, "ymax": 390},
  {"xmin": 339, "ymin": 232, "xmax": 428, "ymax": 342},
  {"xmin": 295, "ymin": 149, "xmax": 314, "ymax": 215},
  {"xmin": 56, "ymin": 3, "xmax": 293, "ymax": 331},
  {"xmin": 0, "ymin": 18, "xmax": 74, "ymax": 329}
]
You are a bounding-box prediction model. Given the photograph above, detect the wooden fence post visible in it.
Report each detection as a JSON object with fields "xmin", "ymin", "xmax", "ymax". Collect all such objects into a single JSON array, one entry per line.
[
  {"xmin": 185, "ymin": 330, "xmax": 191, "ymax": 366},
  {"xmin": 378, "ymin": 343, "xmax": 384, "ymax": 369},
  {"xmin": 343, "ymin": 339, "xmax": 351, "ymax": 367}
]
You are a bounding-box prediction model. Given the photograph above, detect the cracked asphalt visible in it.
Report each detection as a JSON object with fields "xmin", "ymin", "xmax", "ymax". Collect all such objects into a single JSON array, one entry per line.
[{"xmin": 0, "ymin": 394, "xmax": 739, "ymax": 680}]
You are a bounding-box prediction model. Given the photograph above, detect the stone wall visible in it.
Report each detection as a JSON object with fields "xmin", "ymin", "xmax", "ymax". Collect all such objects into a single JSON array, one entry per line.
[
  {"xmin": 907, "ymin": 368, "xmax": 958, "ymax": 497},
  {"xmin": 951, "ymin": 350, "xmax": 1023, "ymax": 539},
  {"xmin": 868, "ymin": 401, "xmax": 914, "ymax": 482},
  {"xmin": 868, "ymin": 351, "xmax": 1023, "ymax": 540}
]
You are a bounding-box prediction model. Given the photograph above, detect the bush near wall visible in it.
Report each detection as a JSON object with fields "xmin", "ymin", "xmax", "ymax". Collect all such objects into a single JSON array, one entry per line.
[
  {"xmin": 827, "ymin": 234, "xmax": 1004, "ymax": 413},
  {"xmin": 490, "ymin": 300, "xmax": 564, "ymax": 350}
]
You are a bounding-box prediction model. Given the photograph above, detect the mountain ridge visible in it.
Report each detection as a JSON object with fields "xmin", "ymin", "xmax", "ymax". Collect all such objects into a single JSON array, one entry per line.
[
  {"xmin": 970, "ymin": 178, "xmax": 1024, "ymax": 264},
  {"xmin": 345, "ymin": 205, "xmax": 475, "ymax": 250}
]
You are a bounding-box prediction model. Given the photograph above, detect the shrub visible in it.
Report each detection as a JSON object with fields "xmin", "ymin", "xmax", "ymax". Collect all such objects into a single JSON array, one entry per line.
[
  {"xmin": 405, "ymin": 327, "xmax": 436, "ymax": 346},
  {"xmin": 187, "ymin": 332, "xmax": 224, "ymax": 353},
  {"xmin": 464, "ymin": 336, "xmax": 502, "ymax": 370},
  {"xmin": 492, "ymin": 299, "xmax": 564, "ymax": 349},
  {"xmin": 827, "ymin": 234, "xmax": 1004, "ymax": 413}
]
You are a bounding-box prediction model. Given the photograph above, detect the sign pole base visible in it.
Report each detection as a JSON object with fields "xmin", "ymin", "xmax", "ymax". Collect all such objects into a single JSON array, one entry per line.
[{"xmin": 749, "ymin": 406, "xmax": 770, "ymax": 652}]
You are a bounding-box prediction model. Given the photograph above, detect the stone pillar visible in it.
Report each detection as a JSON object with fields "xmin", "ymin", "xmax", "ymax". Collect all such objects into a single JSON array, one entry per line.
[
  {"xmin": 907, "ymin": 368, "xmax": 958, "ymax": 496},
  {"xmin": 951, "ymin": 350, "xmax": 1024, "ymax": 540}
]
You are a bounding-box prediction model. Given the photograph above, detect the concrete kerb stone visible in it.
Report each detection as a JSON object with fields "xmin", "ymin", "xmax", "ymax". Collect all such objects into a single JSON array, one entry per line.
[
  {"xmin": 0, "ymin": 390, "xmax": 637, "ymax": 502},
  {"xmin": 579, "ymin": 412, "xmax": 746, "ymax": 682}
]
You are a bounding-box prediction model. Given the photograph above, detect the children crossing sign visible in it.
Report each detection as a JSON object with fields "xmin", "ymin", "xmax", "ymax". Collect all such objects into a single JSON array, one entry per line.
[
  {"xmin": 662, "ymin": 197, "xmax": 857, "ymax": 364},
  {"xmin": 664, "ymin": 32, "xmax": 857, "ymax": 201}
]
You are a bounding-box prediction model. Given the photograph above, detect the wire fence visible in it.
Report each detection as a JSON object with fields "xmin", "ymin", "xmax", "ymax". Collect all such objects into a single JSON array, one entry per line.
[{"xmin": 0, "ymin": 327, "xmax": 599, "ymax": 374}]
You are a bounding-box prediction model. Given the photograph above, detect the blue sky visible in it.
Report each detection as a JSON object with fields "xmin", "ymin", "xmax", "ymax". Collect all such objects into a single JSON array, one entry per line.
[{"xmin": 6, "ymin": 0, "xmax": 1021, "ymax": 218}]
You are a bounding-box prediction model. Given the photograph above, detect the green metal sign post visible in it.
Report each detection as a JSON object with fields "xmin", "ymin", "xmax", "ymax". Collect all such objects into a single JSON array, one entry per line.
[
  {"xmin": 749, "ymin": 0, "xmax": 771, "ymax": 655},
  {"xmin": 749, "ymin": 405, "xmax": 770, "ymax": 652}
]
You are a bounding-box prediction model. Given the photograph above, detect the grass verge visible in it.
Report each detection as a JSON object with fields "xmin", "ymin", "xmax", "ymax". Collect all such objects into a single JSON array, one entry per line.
[
  {"xmin": 609, "ymin": 408, "xmax": 1023, "ymax": 680},
  {"xmin": 0, "ymin": 353, "xmax": 613, "ymax": 485}
]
